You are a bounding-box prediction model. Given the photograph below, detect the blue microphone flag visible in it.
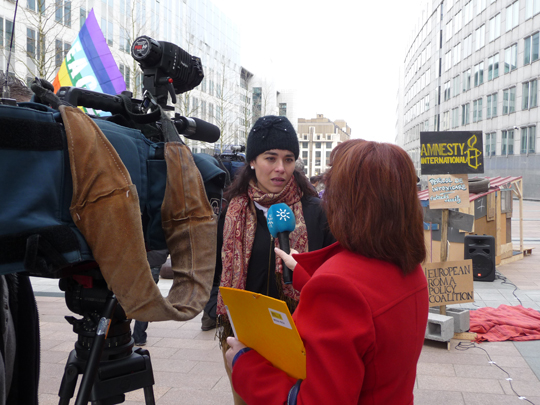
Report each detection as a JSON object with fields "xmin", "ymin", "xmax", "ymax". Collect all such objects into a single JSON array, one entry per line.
[{"xmin": 267, "ymin": 203, "xmax": 296, "ymax": 238}]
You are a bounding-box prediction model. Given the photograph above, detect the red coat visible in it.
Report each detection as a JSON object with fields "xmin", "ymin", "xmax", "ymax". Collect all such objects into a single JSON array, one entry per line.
[{"xmin": 232, "ymin": 242, "xmax": 428, "ymax": 405}]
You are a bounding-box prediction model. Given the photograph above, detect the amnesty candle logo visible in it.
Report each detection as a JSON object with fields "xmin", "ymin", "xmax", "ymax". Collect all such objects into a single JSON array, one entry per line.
[{"xmin": 420, "ymin": 131, "xmax": 484, "ymax": 175}]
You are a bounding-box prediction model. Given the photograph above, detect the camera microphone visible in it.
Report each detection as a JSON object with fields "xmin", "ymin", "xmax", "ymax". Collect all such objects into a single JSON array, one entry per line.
[{"xmin": 173, "ymin": 115, "xmax": 220, "ymax": 143}]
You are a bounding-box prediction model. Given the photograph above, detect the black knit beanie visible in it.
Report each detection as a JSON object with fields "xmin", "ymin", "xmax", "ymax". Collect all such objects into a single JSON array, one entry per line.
[{"xmin": 246, "ymin": 115, "xmax": 299, "ymax": 163}]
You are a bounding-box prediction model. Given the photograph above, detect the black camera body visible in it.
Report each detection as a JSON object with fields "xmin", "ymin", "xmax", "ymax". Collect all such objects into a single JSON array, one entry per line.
[{"xmin": 132, "ymin": 36, "xmax": 203, "ymax": 106}]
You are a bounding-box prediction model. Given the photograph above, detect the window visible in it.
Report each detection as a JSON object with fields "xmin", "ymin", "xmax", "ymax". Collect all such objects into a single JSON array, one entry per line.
[
  {"xmin": 521, "ymin": 126, "xmax": 536, "ymax": 153},
  {"xmin": 326, "ymin": 142, "xmax": 332, "ymax": 148},
  {"xmin": 443, "ymin": 111, "xmax": 451, "ymax": 131},
  {"xmin": 26, "ymin": 28, "xmax": 36, "ymax": 58},
  {"xmin": 464, "ymin": 1, "xmax": 473, "ymax": 24},
  {"xmin": 201, "ymin": 100, "xmax": 206, "ymax": 120},
  {"xmin": 80, "ymin": 7, "xmax": 86, "ymax": 28},
  {"xmin": 444, "ymin": 81, "xmax": 451, "ymax": 101},
  {"xmin": 486, "ymin": 132, "xmax": 496, "ymax": 156},
  {"xmin": 446, "ymin": 20, "xmax": 453, "ymax": 41},
  {"xmin": 488, "ymin": 53, "xmax": 499, "ymax": 80},
  {"xmin": 453, "ymin": 75, "xmax": 461, "ymax": 96},
  {"xmin": 100, "ymin": 0, "xmax": 113, "ymax": 46},
  {"xmin": 487, "ymin": 93, "xmax": 498, "ymax": 118},
  {"xmin": 477, "ymin": 0, "xmax": 487, "ymax": 14},
  {"xmin": 503, "ymin": 87, "xmax": 516, "ymax": 114},
  {"xmin": 119, "ymin": 28, "xmax": 130, "ymax": 53},
  {"xmin": 463, "ymin": 34, "xmax": 472, "ymax": 58},
  {"xmin": 452, "ymin": 107, "xmax": 460, "ymax": 128},
  {"xmin": 504, "ymin": 44, "xmax": 518, "ymax": 73},
  {"xmin": 473, "ymin": 98, "xmax": 483, "ymax": 122},
  {"xmin": 302, "ymin": 151, "xmax": 308, "ymax": 159},
  {"xmin": 279, "ymin": 103, "xmax": 287, "ymax": 116},
  {"xmin": 315, "ymin": 142, "xmax": 321, "ymax": 149},
  {"xmin": 502, "ymin": 130, "xmax": 515, "ymax": 155},
  {"xmin": 209, "ymin": 104, "xmax": 214, "ymax": 122},
  {"xmin": 119, "ymin": 64, "xmax": 130, "ymax": 90},
  {"xmin": 27, "ymin": 0, "xmax": 45, "ymax": 12},
  {"xmin": 462, "ymin": 103, "xmax": 470, "ymax": 125},
  {"xmin": 453, "ymin": 43, "xmax": 462, "ymax": 64},
  {"xmin": 463, "ymin": 68, "xmax": 471, "ymax": 91},
  {"xmin": 524, "ymin": 32, "xmax": 540, "ymax": 65},
  {"xmin": 522, "ymin": 79, "xmax": 538, "ymax": 109},
  {"xmin": 55, "ymin": 39, "xmax": 70, "ymax": 67},
  {"xmin": 475, "ymin": 25, "xmax": 485, "ymax": 50},
  {"xmin": 474, "ymin": 62, "xmax": 484, "ymax": 86},
  {"xmin": 506, "ymin": 2, "xmax": 519, "ymax": 31},
  {"xmin": 455, "ymin": 10, "xmax": 463, "ymax": 32},
  {"xmin": 1, "ymin": 18, "xmax": 15, "ymax": 48},
  {"xmin": 489, "ymin": 14, "xmax": 501, "ymax": 41},
  {"xmin": 55, "ymin": 0, "xmax": 71, "ymax": 27},
  {"xmin": 445, "ymin": 51, "xmax": 452, "ymax": 71},
  {"xmin": 302, "ymin": 142, "xmax": 309, "ymax": 148},
  {"xmin": 526, "ymin": 0, "xmax": 540, "ymax": 18}
]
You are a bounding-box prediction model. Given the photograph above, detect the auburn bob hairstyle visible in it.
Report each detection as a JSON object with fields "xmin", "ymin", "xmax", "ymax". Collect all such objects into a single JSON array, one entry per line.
[{"xmin": 323, "ymin": 140, "xmax": 426, "ymax": 274}]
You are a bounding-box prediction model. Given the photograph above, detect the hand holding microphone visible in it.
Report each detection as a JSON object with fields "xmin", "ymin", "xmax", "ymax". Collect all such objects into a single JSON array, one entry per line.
[{"xmin": 267, "ymin": 203, "xmax": 296, "ymax": 284}]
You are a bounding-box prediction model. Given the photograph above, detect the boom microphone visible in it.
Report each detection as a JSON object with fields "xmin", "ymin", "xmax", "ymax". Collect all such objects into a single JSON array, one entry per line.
[
  {"xmin": 267, "ymin": 203, "xmax": 296, "ymax": 284},
  {"xmin": 173, "ymin": 115, "xmax": 220, "ymax": 143}
]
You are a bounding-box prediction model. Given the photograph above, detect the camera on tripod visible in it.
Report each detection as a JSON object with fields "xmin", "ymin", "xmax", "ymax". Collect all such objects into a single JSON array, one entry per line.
[
  {"xmin": 131, "ymin": 35, "xmax": 203, "ymax": 107},
  {"xmin": 0, "ymin": 35, "xmax": 224, "ymax": 405}
]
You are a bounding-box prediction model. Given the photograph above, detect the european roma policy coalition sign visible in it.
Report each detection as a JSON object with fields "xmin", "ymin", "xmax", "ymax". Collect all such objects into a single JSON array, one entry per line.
[
  {"xmin": 423, "ymin": 260, "xmax": 474, "ymax": 306},
  {"xmin": 420, "ymin": 131, "xmax": 484, "ymax": 175}
]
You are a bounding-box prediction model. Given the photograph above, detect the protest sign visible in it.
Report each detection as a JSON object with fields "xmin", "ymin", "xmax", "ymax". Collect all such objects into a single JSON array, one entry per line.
[{"xmin": 423, "ymin": 260, "xmax": 474, "ymax": 307}]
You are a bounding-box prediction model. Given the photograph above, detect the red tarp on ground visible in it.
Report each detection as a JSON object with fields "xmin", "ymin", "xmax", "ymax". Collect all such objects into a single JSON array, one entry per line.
[{"xmin": 470, "ymin": 305, "xmax": 540, "ymax": 342}]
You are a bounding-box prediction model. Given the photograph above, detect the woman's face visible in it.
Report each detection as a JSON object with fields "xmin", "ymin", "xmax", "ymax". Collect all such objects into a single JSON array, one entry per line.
[{"xmin": 251, "ymin": 149, "xmax": 296, "ymax": 194}]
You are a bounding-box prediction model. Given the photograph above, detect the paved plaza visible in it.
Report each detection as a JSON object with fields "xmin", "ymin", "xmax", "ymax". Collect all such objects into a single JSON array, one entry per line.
[{"xmin": 31, "ymin": 200, "xmax": 540, "ymax": 404}]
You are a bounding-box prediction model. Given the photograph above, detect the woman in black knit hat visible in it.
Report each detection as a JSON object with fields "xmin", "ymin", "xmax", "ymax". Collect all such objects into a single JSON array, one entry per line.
[{"xmin": 212, "ymin": 115, "xmax": 335, "ymax": 405}]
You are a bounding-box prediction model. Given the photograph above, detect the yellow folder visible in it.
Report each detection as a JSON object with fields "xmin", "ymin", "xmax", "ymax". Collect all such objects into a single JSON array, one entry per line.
[{"xmin": 219, "ymin": 287, "xmax": 306, "ymax": 380}]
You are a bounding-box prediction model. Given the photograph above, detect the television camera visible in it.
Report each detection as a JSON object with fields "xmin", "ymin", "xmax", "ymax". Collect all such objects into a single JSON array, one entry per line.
[{"xmin": 1, "ymin": 36, "xmax": 222, "ymax": 405}]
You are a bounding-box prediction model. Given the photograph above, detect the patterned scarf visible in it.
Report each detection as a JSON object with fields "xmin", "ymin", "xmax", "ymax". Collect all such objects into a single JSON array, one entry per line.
[{"xmin": 216, "ymin": 176, "xmax": 308, "ymax": 322}]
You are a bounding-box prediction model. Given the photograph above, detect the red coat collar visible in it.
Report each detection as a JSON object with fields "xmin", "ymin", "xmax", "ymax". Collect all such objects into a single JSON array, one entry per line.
[{"xmin": 293, "ymin": 241, "xmax": 344, "ymax": 277}]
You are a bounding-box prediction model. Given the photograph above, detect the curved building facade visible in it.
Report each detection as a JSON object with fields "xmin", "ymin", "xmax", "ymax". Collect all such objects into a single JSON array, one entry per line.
[{"xmin": 397, "ymin": 0, "xmax": 540, "ymax": 199}]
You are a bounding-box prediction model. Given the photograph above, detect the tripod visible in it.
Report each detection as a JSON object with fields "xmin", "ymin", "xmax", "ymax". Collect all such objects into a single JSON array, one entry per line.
[{"xmin": 57, "ymin": 270, "xmax": 156, "ymax": 405}]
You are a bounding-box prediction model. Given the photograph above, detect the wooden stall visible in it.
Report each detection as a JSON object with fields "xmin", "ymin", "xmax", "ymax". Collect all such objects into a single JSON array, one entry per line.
[{"xmin": 419, "ymin": 176, "xmax": 527, "ymax": 266}]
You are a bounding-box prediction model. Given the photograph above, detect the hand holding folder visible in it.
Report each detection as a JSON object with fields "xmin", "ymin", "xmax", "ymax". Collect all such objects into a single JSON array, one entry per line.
[{"xmin": 219, "ymin": 287, "xmax": 306, "ymax": 380}]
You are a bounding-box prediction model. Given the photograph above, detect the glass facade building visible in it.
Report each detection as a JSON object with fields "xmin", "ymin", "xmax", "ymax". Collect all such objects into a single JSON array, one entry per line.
[{"xmin": 397, "ymin": 0, "xmax": 540, "ymax": 198}]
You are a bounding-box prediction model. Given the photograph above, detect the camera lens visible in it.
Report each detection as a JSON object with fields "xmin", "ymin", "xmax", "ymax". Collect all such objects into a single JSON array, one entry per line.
[{"xmin": 131, "ymin": 36, "xmax": 162, "ymax": 66}]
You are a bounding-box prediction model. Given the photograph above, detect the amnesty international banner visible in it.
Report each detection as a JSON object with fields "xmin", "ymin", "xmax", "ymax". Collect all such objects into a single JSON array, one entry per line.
[
  {"xmin": 423, "ymin": 260, "xmax": 474, "ymax": 307},
  {"xmin": 420, "ymin": 131, "xmax": 484, "ymax": 175}
]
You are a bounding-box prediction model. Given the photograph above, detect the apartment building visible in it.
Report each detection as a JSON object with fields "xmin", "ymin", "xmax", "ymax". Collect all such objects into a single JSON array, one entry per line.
[{"xmin": 297, "ymin": 114, "xmax": 351, "ymax": 177}]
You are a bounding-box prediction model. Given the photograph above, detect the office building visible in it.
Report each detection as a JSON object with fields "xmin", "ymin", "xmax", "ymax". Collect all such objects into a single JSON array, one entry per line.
[
  {"xmin": 297, "ymin": 114, "xmax": 351, "ymax": 177},
  {"xmin": 396, "ymin": 0, "xmax": 540, "ymax": 198},
  {"xmin": 1, "ymin": 0, "xmax": 292, "ymax": 155}
]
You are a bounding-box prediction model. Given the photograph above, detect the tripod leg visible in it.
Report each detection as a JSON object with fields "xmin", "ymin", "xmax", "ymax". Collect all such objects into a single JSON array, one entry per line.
[
  {"xmin": 143, "ymin": 385, "xmax": 156, "ymax": 405},
  {"xmin": 58, "ymin": 351, "xmax": 82, "ymax": 405},
  {"xmin": 74, "ymin": 293, "xmax": 118, "ymax": 405}
]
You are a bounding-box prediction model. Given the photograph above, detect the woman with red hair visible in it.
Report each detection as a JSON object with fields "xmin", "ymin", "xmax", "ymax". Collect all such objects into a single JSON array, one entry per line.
[{"xmin": 226, "ymin": 139, "xmax": 428, "ymax": 405}]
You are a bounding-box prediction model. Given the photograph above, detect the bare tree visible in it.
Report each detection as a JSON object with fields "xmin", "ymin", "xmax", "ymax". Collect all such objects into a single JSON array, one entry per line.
[
  {"xmin": 17, "ymin": 0, "xmax": 80, "ymax": 82},
  {"xmin": 211, "ymin": 60, "xmax": 242, "ymax": 154},
  {"xmin": 112, "ymin": 0, "xmax": 155, "ymax": 99}
]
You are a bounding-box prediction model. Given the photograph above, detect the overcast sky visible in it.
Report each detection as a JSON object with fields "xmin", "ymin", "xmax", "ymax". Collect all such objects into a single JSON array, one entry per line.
[{"xmin": 217, "ymin": 0, "xmax": 430, "ymax": 143}]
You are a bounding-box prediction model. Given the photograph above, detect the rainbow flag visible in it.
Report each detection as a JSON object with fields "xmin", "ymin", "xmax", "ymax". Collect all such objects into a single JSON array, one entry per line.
[{"xmin": 53, "ymin": 9, "xmax": 125, "ymax": 111}]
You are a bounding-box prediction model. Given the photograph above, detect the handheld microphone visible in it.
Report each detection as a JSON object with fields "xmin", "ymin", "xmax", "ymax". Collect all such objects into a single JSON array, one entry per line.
[
  {"xmin": 173, "ymin": 115, "xmax": 221, "ymax": 143},
  {"xmin": 267, "ymin": 203, "xmax": 296, "ymax": 284}
]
